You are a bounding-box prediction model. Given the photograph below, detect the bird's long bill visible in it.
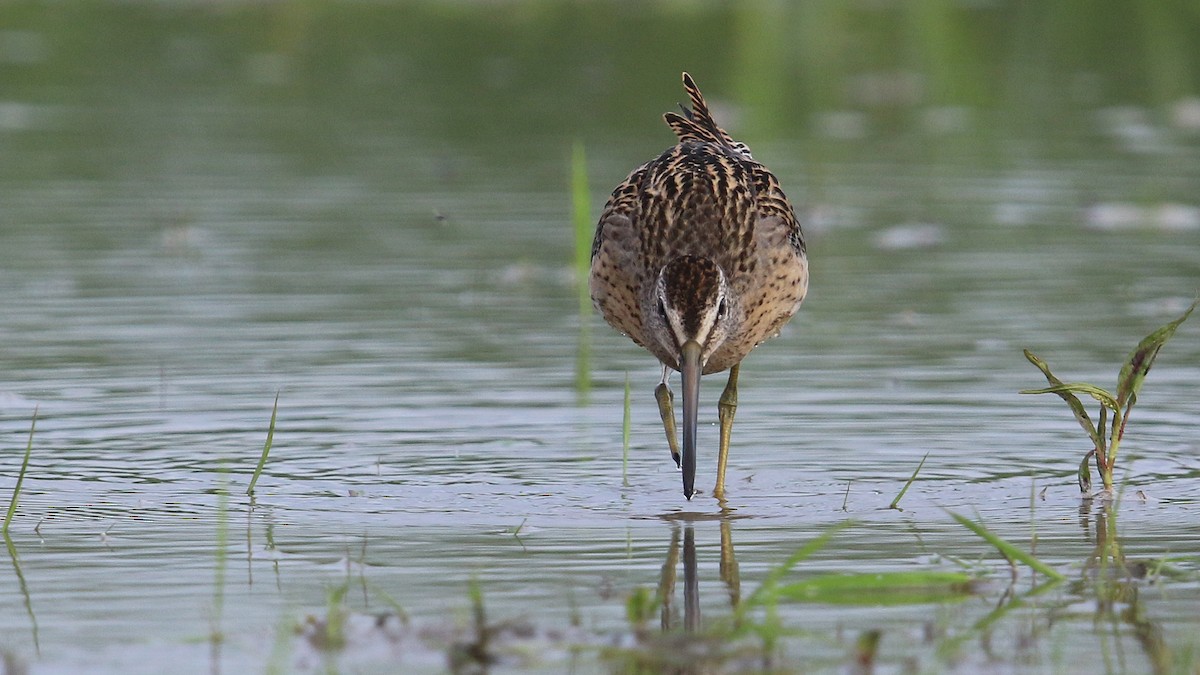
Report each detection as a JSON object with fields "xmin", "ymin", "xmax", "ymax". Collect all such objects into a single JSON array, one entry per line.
[{"xmin": 680, "ymin": 340, "xmax": 702, "ymax": 500}]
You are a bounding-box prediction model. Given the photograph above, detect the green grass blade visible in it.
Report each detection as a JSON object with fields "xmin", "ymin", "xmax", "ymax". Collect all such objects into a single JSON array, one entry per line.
[
  {"xmin": 776, "ymin": 571, "xmax": 978, "ymax": 605},
  {"xmin": 265, "ymin": 614, "xmax": 296, "ymax": 675},
  {"xmin": 246, "ymin": 394, "xmax": 278, "ymax": 496},
  {"xmin": 741, "ymin": 521, "xmax": 852, "ymax": 612},
  {"xmin": 1078, "ymin": 451, "xmax": 1094, "ymax": 493},
  {"xmin": 1116, "ymin": 298, "xmax": 1197, "ymax": 406},
  {"xmin": 889, "ymin": 451, "xmax": 928, "ymax": 510},
  {"xmin": 468, "ymin": 576, "xmax": 488, "ymax": 655},
  {"xmin": 321, "ymin": 582, "xmax": 349, "ymax": 650},
  {"xmin": 624, "ymin": 585, "xmax": 658, "ymax": 629},
  {"xmin": 1020, "ymin": 382, "xmax": 1119, "ymax": 412},
  {"xmin": 571, "ymin": 140, "xmax": 592, "ymax": 316},
  {"xmin": 365, "ymin": 580, "xmax": 410, "ymax": 624},
  {"xmin": 572, "ymin": 141, "xmax": 593, "ymax": 399},
  {"xmin": 4, "ymin": 407, "xmax": 38, "ymax": 534},
  {"xmin": 946, "ymin": 510, "xmax": 1063, "ymax": 580},
  {"xmin": 1022, "ymin": 350, "xmax": 1104, "ymax": 451}
]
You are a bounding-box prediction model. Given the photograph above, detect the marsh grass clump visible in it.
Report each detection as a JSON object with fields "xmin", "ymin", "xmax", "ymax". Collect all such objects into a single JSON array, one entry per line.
[{"xmin": 1022, "ymin": 299, "xmax": 1196, "ymax": 494}]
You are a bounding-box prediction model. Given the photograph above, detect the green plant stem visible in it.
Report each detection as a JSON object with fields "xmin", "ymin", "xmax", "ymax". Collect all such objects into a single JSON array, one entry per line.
[
  {"xmin": 1091, "ymin": 405, "xmax": 1113, "ymax": 491},
  {"xmin": 889, "ymin": 451, "xmax": 928, "ymax": 510},
  {"xmin": 1115, "ymin": 403, "xmax": 1134, "ymax": 447},
  {"xmin": 246, "ymin": 394, "xmax": 278, "ymax": 496},
  {"xmin": 1103, "ymin": 405, "xmax": 1134, "ymax": 492},
  {"xmin": 946, "ymin": 510, "xmax": 1064, "ymax": 581},
  {"xmin": 572, "ymin": 141, "xmax": 593, "ymax": 400},
  {"xmin": 1097, "ymin": 405, "xmax": 1108, "ymax": 459},
  {"xmin": 572, "ymin": 142, "xmax": 592, "ymax": 313},
  {"xmin": 1093, "ymin": 402, "xmax": 1136, "ymax": 492},
  {"xmin": 4, "ymin": 407, "xmax": 38, "ymax": 534}
]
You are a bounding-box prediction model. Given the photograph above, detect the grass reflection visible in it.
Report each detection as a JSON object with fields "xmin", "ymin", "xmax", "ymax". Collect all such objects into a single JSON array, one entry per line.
[
  {"xmin": 3, "ymin": 532, "xmax": 39, "ymax": 656},
  {"xmin": 604, "ymin": 509, "xmax": 1194, "ymax": 673},
  {"xmin": 203, "ymin": 497, "xmax": 1200, "ymax": 672}
]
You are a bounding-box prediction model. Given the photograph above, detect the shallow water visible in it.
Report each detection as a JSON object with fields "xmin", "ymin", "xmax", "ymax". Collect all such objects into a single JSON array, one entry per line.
[{"xmin": 2, "ymin": 3, "xmax": 1200, "ymax": 674}]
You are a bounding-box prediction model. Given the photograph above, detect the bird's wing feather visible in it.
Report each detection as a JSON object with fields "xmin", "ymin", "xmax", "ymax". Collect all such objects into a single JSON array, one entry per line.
[
  {"xmin": 589, "ymin": 163, "xmax": 652, "ymax": 347},
  {"xmin": 751, "ymin": 164, "xmax": 805, "ymax": 256}
]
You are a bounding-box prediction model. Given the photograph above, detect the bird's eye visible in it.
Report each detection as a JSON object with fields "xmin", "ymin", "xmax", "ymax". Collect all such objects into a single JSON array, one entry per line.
[
  {"xmin": 657, "ymin": 297, "xmax": 667, "ymax": 318},
  {"xmin": 716, "ymin": 299, "xmax": 727, "ymax": 320}
]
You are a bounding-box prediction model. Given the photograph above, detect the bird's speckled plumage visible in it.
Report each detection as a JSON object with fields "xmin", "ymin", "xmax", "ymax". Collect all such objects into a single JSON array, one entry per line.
[
  {"xmin": 588, "ymin": 72, "xmax": 807, "ymax": 500},
  {"xmin": 589, "ymin": 73, "xmax": 808, "ymax": 375}
]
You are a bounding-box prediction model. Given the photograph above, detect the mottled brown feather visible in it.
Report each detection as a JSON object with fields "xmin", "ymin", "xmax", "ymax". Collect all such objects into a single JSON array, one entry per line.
[{"xmin": 589, "ymin": 72, "xmax": 807, "ymax": 374}]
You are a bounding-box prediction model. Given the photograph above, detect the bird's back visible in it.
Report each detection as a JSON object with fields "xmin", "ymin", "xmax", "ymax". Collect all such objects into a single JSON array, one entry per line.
[
  {"xmin": 589, "ymin": 74, "xmax": 807, "ymax": 373},
  {"xmin": 637, "ymin": 141, "xmax": 757, "ymax": 279}
]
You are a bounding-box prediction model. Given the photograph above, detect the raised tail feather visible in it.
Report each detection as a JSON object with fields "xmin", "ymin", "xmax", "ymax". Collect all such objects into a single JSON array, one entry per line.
[{"xmin": 662, "ymin": 72, "xmax": 753, "ymax": 160}]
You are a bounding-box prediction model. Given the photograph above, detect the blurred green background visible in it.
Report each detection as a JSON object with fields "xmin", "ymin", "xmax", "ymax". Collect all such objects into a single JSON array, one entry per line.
[{"xmin": 3, "ymin": 0, "xmax": 1198, "ymax": 180}]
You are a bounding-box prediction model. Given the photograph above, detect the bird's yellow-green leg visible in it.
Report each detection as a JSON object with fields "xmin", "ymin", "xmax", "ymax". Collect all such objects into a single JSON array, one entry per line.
[
  {"xmin": 655, "ymin": 373, "xmax": 682, "ymax": 468},
  {"xmin": 715, "ymin": 364, "xmax": 740, "ymax": 499}
]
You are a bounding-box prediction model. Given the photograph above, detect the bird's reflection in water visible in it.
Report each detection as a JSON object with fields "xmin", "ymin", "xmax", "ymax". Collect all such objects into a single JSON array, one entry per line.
[{"xmin": 657, "ymin": 516, "xmax": 741, "ymax": 635}]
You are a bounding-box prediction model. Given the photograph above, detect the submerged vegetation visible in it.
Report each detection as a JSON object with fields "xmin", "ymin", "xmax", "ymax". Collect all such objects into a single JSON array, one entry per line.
[{"xmin": 1023, "ymin": 300, "xmax": 1197, "ymax": 494}]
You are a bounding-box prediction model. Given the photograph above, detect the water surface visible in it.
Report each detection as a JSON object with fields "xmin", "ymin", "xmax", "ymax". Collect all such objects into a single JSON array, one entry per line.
[{"xmin": 1, "ymin": 3, "xmax": 1199, "ymax": 673}]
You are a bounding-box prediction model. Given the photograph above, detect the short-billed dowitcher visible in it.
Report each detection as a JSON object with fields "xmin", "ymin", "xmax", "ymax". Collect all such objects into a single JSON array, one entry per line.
[{"xmin": 589, "ymin": 73, "xmax": 808, "ymax": 500}]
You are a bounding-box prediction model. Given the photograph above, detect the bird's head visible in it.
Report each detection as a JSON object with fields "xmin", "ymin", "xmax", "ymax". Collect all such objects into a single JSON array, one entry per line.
[
  {"xmin": 652, "ymin": 255, "xmax": 732, "ymax": 499},
  {"xmin": 654, "ymin": 255, "xmax": 731, "ymax": 366}
]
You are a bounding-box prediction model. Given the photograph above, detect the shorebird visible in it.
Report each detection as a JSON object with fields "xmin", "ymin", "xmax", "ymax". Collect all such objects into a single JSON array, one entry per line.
[{"xmin": 589, "ymin": 73, "xmax": 808, "ymax": 500}]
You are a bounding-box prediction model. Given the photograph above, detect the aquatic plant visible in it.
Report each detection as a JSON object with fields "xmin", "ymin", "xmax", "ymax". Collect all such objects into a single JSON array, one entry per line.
[
  {"xmin": 1022, "ymin": 299, "xmax": 1196, "ymax": 494},
  {"xmin": 3, "ymin": 407, "xmax": 37, "ymax": 535},
  {"xmin": 610, "ymin": 521, "xmax": 982, "ymax": 672},
  {"xmin": 889, "ymin": 451, "xmax": 928, "ymax": 510},
  {"xmin": 448, "ymin": 578, "xmax": 497, "ymax": 673},
  {"xmin": 246, "ymin": 393, "xmax": 279, "ymax": 497},
  {"xmin": 300, "ymin": 582, "xmax": 350, "ymax": 651},
  {"xmin": 947, "ymin": 510, "xmax": 1064, "ymax": 580},
  {"xmin": 571, "ymin": 141, "xmax": 593, "ymax": 399}
]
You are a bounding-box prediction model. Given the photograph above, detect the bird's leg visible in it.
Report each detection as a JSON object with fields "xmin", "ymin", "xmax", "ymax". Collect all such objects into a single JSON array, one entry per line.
[
  {"xmin": 655, "ymin": 365, "xmax": 682, "ymax": 467},
  {"xmin": 715, "ymin": 364, "xmax": 740, "ymax": 499}
]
